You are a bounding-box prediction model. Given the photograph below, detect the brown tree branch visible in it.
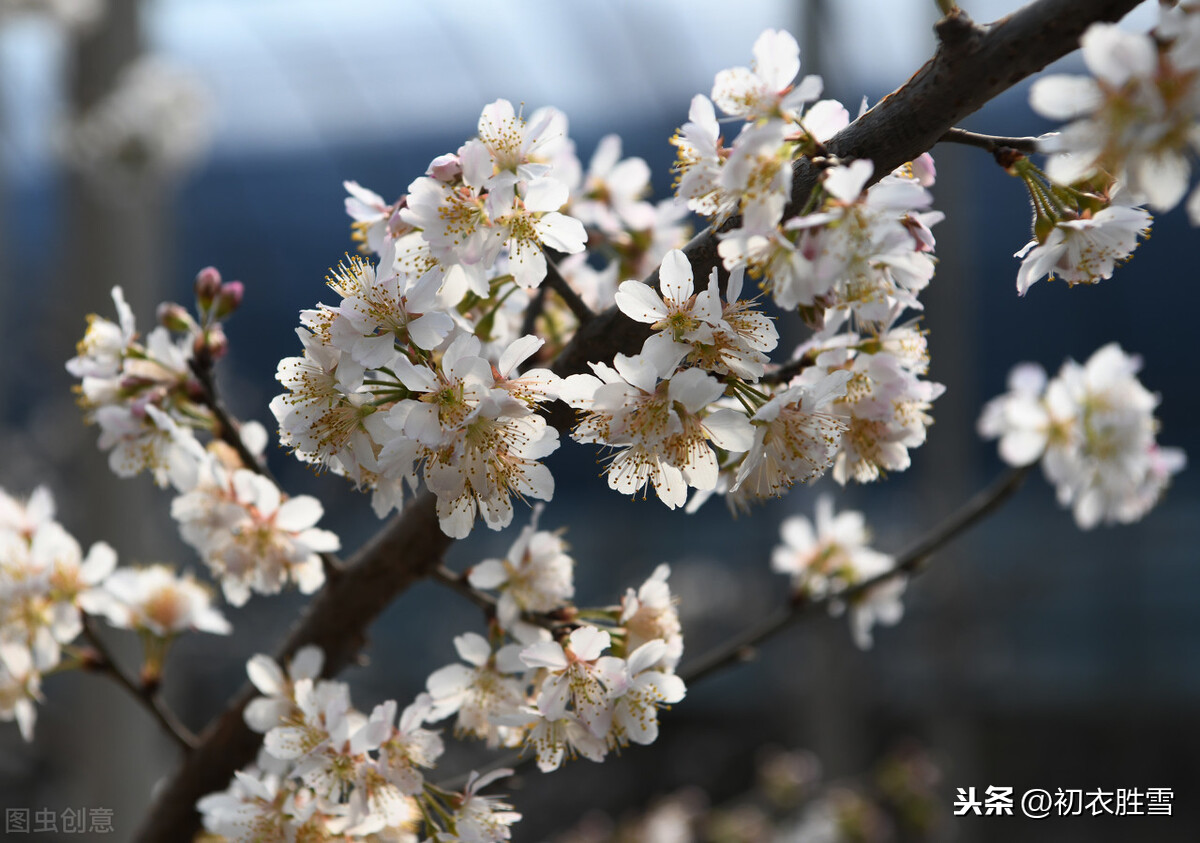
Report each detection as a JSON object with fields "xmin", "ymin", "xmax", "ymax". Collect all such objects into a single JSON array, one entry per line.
[
  {"xmin": 81, "ymin": 617, "xmax": 198, "ymax": 752},
  {"xmin": 939, "ymin": 127, "xmax": 1041, "ymax": 154},
  {"xmin": 136, "ymin": 0, "xmax": 1139, "ymax": 837},
  {"xmin": 678, "ymin": 465, "xmax": 1031, "ymax": 686}
]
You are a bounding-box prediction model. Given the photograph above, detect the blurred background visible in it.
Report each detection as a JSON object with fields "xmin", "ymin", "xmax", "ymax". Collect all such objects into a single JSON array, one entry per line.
[{"xmin": 0, "ymin": 0, "xmax": 1196, "ymax": 840}]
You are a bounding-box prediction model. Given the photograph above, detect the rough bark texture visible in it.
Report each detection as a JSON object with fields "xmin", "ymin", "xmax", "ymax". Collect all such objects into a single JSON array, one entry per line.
[{"xmin": 135, "ymin": 0, "xmax": 1142, "ymax": 838}]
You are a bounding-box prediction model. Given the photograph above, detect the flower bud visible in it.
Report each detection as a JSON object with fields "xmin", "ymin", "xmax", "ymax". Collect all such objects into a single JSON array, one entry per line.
[
  {"xmin": 213, "ymin": 281, "xmax": 244, "ymax": 320},
  {"xmin": 198, "ymin": 324, "xmax": 229, "ymax": 360},
  {"xmin": 156, "ymin": 302, "xmax": 196, "ymax": 333},
  {"xmin": 194, "ymin": 266, "xmax": 222, "ymax": 311},
  {"xmin": 427, "ymin": 153, "xmax": 462, "ymax": 183}
]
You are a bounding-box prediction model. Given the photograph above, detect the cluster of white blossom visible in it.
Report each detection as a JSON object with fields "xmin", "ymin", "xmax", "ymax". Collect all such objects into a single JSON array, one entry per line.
[
  {"xmin": 1032, "ymin": 8, "xmax": 1200, "ymax": 225},
  {"xmin": 274, "ymin": 96, "xmax": 700, "ymax": 536},
  {"xmin": 772, "ymin": 496, "xmax": 903, "ymax": 649},
  {"xmin": 197, "ymin": 507, "xmax": 688, "ymax": 838},
  {"xmin": 200, "ymin": 645, "xmax": 519, "ymax": 842},
  {"xmin": 979, "ymin": 343, "xmax": 1185, "ymax": 529},
  {"xmin": 1008, "ymin": 8, "xmax": 1200, "ymax": 294},
  {"xmin": 0, "ymin": 485, "xmax": 230, "ymax": 741},
  {"xmin": 596, "ymin": 29, "xmax": 947, "ymax": 515},
  {"xmin": 66, "ymin": 285, "xmax": 206, "ymax": 488},
  {"xmin": 68, "ymin": 276, "xmax": 344, "ymax": 603},
  {"xmin": 426, "ymin": 515, "xmax": 686, "ymax": 772},
  {"xmin": 170, "ymin": 451, "xmax": 340, "ymax": 606},
  {"xmin": 343, "ymin": 100, "xmax": 689, "ymax": 343}
]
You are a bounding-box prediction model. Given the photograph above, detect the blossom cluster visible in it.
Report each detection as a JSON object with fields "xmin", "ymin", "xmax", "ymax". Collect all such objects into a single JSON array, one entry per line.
[
  {"xmin": 66, "ymin": 285, "xmax": 206, "ymax": 489},
  {"xmin": 978, "ymin": 343, "xmax": 1185, "ymax": 529},
  {"xmin": 199, "ymin": 513, "xmax": 688, "ymax": 840},
  {"xmin": 426, "ymin": 514, "xmax": 686, "ymax": 772},
  {"xmin": 69, "ymin": 280, "xmax": 344, "ymax": 603},
  {"xmin": 274, "ymin": 95, "xmax": 701, "ymax": 537},
  {"xmin": 772, "ymin": 495, "xmax": 903, "ymax": 649},
  {"xmin": 1032, "ymin": 9, "xmax": 1200, "ymax": 225},
  {"xmin": 200, "ymin": 645, "xmax": 519, "ymax": 842},
  {"xmin": 1009, "ymin": 8, "xmax": 1200, "ymax": 294},
  {"xmin": 588, "ymin": 29, "xmax": 947, "ymax": 514},
  {"xmin": 0, "ymin": 485, "xmax": 230, "ymax": 741}
]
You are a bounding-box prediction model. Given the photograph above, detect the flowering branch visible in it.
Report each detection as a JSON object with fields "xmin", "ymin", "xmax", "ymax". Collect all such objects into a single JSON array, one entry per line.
[
  {"xmin": 680, "ymin": 465, "xmax": 1031, "ymax": 686},
  {"xmin": 435, "ymin": 465, "xmax": 1030, "ymax": 793},
  {"xmin": 939, "ymin": 127, "xmax": 1040, "ymax": 154},
  {"xmin": 135, "ymin": 0, "xmax": 1140, "ymax": 838},
  {"xmin": 80, "ymin": 617, "xmax": 199, "ymax": 752},
  {"xmin": 186, "ymin": 352, "xmax": 270, "ymax": 482}
]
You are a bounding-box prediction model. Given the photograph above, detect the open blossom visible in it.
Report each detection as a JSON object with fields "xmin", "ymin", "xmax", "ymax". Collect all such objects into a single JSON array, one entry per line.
[
  {"xmin": 0, "ymin": 485, "xmax": 117, "ymax": 741},
  {"xmin": 620, "ymin": 564, "xmax": 683, "ymax": 670},
  {"xmin": 82, "ymin": 564, "xmax": 230, "ymax": 637},
  {"xmin": 68, "ymin": 287, "xmax": 208, "ymax": 488},
  {"xmin": 452, "ymin": 768, "xmax": 523, "ymax": 843},
  {"xmin": 733, "ymin": 370, "xmax": 851, "ymax": 499},
  {"xmin": 171, "ymin": 457, "xmax": 340, "ymax": 606},
  {"xmin": 1031, "ymin": 21, "xmax": 1200, "ymax": 218},
  {"xmin": 1015, "ymin": 204, "xmax": 1152, "ymax": 294},
  {"xmin": 792, "ymin": 336, "xmax": 944, "ymax": 485},
  {"xmin": 672, "ymin": 94, "xmax": 737, "ymax": 221},
  {"xmin": 772, "ymin": 496, "xmax": 904, "ymax": 648},
  {"xmin": 608, "ymin": 639, "xmax": 686, "ymax": 748},
  {"xmin": 765, "ymin": 160, "xmax": 940, "ymax": 321},
  {"xmin": 468, "ymin": 505, "xmax": 574, "ymax": 629},
  {"xmin": 711, "ymin": 28, "xmax": 822, "ymax": 122},
  {"xmin": 244, "ymin": 645, "xmax": 324, "ymax": 733},
  {"xmin": 560, "ymin": 343, "xmax": 753, "ymax": 508},
  {"xmin": 979, "ymin": 344, "xmax": 1185, "ymax": 528},
  {"xmin": 425, "ymin": 632, "xmax": 527, "ymax": 749}
]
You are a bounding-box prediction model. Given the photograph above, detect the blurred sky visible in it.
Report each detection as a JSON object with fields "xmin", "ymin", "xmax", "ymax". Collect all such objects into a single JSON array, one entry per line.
[{"xmin": 0, "ymin": 0, "xmax": 1159, "ymax": 176}]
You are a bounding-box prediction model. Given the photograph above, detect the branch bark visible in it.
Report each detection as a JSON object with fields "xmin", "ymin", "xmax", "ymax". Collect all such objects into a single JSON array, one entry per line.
[{"xmin": 135, "ymin": 0, "xmax": 1140, "ymax": 838}]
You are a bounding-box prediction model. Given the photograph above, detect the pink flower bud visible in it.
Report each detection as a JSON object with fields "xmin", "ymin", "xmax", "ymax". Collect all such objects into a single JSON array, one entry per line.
[
  {"xmin": 194, "ymin": 266, "xmax": 223, "ymax": 310},
  {"xmin": 427, "ymin": 153, "xmax": 462, "ymax": 183},
  {"xmin": 214, "ymin": 281, "xmax": 244, "ymax": 320}
]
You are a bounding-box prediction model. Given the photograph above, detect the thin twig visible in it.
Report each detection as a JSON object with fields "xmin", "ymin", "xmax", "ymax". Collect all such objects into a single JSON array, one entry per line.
[
  {"xmin": 939, "ymin": 127, "xmax": 1040, "ymax": 154},
  {"xmin": 188, "ymin": 351, "xmax": 346, "ymax": 578},
  {"xmin": 430, "ymin": 565, "xmax": 497, "ymax": 615},
  {"xmin": 187, "ymin": 354, "xmax": 276, "ymax": 484},
  {"xmin": 680, "ymin": 465, "xmax": 1030, "ymax": 685},
  {"xmin": 543, "ymin": 258, "xmax": 594, "ymax": 325},
  {"xmin": 81, "ymin": 617, "xmax": 198, "ymax": 751}
]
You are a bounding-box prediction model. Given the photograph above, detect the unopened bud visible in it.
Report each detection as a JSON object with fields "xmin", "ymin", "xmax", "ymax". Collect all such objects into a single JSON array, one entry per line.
[
  {"xmin": 156, "ymin": 302, "xmax": 195, "ymax": 333},
  {"xmin": 428, "ymin": 153, "xmax": 462, "ymax": 183},
  {"xmin": 213, "ymin": 281, "xmax": 244, "ymax": 320},
  {"xmin": 204, "ymin": 324, "xmax": 229, "ymax": 359},
  {"xmin": 194, "ymin": 266, "xmax": 222, "ymax": 311}
]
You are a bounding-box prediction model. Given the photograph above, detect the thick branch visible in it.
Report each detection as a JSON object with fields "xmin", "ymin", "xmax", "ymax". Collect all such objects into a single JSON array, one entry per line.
[{"xmin": 137, "ymin": 0, "xmax": 1138, "ymax": 837}]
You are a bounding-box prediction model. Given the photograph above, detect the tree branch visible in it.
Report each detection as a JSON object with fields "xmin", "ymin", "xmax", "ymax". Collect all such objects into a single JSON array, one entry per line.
[
  {"xmin": 678, "ymin": 465, "xmax": 1030, "ymax": 686},
  {"xmin": 136, "ymin": 0, "xmax": 1139, "ymax": 837},
  {"xmin": 543, "ymin": 257, "xmax": 595, "ymax": 325},
  {"xmin": 939, "ymin": 127, "xmax": 1040, "ymax": 154},
  {"xmin": 81, "ymin": 617, "xmax": 198, "ymax": 752}
]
